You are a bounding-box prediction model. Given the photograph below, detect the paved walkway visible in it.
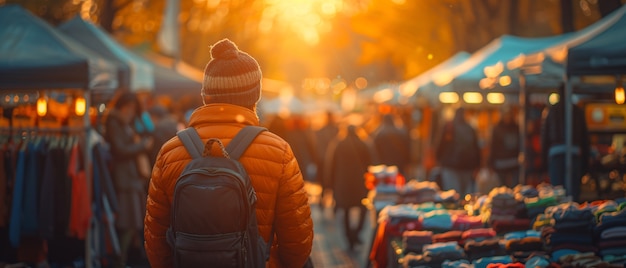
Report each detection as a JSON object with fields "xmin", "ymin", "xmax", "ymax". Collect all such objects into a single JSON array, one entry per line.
[{"xmin": 306, "ymin": 183, "xmax": 375, "ymax": 268}]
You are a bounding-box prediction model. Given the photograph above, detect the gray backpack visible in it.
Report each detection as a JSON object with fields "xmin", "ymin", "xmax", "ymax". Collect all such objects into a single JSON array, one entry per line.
[{"xmin": 166, "ymin": 126, "xmax": 270, "ymax": 267}]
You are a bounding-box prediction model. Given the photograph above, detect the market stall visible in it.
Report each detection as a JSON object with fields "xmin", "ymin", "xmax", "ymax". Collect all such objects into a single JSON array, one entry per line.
[
  {"xmin": 563, "ymin": 3, "xmax": 626, "ymax": 202},
  {"xmin": 0, "ymin": 5, "xmax": 120, "ymax": 268},
  {"xmin": 367, "ymin": 178, "xmax": 626, "ymax": 268},
  {"xmin": 58, "ymin": 16, "xmax": 155, "ymax": 93}
]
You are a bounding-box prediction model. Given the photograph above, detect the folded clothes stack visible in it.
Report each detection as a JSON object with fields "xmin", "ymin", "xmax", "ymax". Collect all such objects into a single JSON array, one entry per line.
[
  {"xmin": 402, "ymin": 241, "xmax": 466, "ymax": 268},
  {"xmin": 593, "ymin": 205, "xmax": 626, "ymax": 265},
  {"xmin": 402, "ymin": 230, "xmax": 433, "ymax": 254},
  {"xmin": 542, "ymin": 203, "xmax": 597, "ymax": 263}
]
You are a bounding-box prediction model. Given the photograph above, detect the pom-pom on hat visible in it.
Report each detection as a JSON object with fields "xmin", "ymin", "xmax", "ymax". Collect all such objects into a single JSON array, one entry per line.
[{"xmin": 202, "ymin": 38, "xmax": 262, "ymax": 109}]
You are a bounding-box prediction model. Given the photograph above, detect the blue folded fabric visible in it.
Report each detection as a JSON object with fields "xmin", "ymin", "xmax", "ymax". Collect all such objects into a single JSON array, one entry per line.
[
  {"xmin": 526, "ymin": 255, "xmax": 551, "ymax": 268},
  {"xmin": 504, "ymin": 230, "xmax": 541, "ymax": 241},
  {"xmin": 422, "ymin": 241, "xmax": 460, "ymax": 255},
  {"xmin": 442, "ymin": 259, "xmax": 471, "ymax": 268}
]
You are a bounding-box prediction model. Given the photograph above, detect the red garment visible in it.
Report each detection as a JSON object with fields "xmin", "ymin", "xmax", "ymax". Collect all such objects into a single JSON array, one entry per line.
[
  {"xmin": 68, "ymin": 143, "xmax": 92, "ymax": 239},
  {"xmin": 452, "ymin": 214, "xmax": 484, "ymax": 231},
  {"xmin": 461, "ymin": 228, "xmax": 496, "ymax": 241},
  {"xmin": 370, "ymin": 221, "xmax": 389, "ymax": 268},
  {"xmin": 369, "ymin": 218, "xmax": 424, "ymax": 268},
  {"xmin": 487, "ymin": 263, "xmax": 525, "ymax": 268},
  {"xmin": 432, "ymin": 230, "xmax": 463, "ymax": 243}
]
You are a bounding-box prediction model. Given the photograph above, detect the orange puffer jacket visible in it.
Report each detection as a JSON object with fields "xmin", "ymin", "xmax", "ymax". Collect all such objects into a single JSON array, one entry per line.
[{"xmin": 144, "ymin": 104, "xmax": 314, "ymax": 268}]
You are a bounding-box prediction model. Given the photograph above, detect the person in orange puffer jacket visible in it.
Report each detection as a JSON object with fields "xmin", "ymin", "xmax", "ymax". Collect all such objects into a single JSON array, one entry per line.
[{"xmin": 143, "ymin": 38, "xmax": 314, "ymax": 268}]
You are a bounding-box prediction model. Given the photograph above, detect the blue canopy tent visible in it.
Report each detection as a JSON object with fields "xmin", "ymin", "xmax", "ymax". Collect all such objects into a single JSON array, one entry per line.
[
  {"xmin": 0, "ymin": 5, "xmax": 118, "ymax": 92},
  {"xmin": 561, "ymin": 4, "xmax": 626, "ymax": 201},
  {"xmin": 490, "ymin": 4, "xmax": 626, "ymax": 94},
  {"xmin": 397, "ymin": 51, "xmax": 471, "ymax": 106},
  {"xmin": 567, "ymin": 5, "xmax": 626, "ymax": 76},
  {"xmin": 151, "ymin": 62, "xmax": 202, "ymax": 98},
  {"xmin": 424, "ymin": 34, "xmax": 576, "ymax": 108},
  {"xmin": 58, "ymin": 16, "xmax": 154, "ymax": 93}
]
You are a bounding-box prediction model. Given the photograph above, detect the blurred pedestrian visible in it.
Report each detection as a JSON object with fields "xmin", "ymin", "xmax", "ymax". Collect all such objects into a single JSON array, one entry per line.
[
  {"xmin": 371, "ymin": 113, "xmax": 411, "ymax": 176},
  {"xmin": 147, "ymin": 105, "xmax": 178, "ymax": 166},
  {"xmin": 325, "ymin": 125, "xmax": 372, "ymax": 251},
  {"xmin": 435, "ymin": 107, "xmax": 481, "ymax": 197},
  {"xmin": 488, "ymin": 107, "xmax": 520, "ymax": 188},
  {"xmin": 143, "ymin": 38, "xmax": 313, "ymax": 268},
  {"xmin": 267, "ymin": 114, "xmax": 288, "ymax": 140},
  {"xmin": 104, "ymin": 91, "xmax": 153, "ymax": 268},
  {"xmin": 314, "ymin": 111, "xmax": 339, "ymax": 207},
  {"xmin": 285, "ymin": 114, "xmax": 318, "ymax": 182},
  {"xmin": 541, "ymin": 85, "xmax": 589, "ymax": 202}
]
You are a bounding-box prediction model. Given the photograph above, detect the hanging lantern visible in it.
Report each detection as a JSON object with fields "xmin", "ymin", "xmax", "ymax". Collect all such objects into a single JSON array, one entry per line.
[
  {"xmin": 37, "ymin": 97, "xmax": 47, "ymax": 116},
  {"xmin": 75, "ymin": 96, "xmax": 86, "ymax": 116},
  {"xmin": 615, "ymin": 86, "xmax": 625, "ymax": 105},
  {"xmin": 616, "ymin": 76, "xmax": 625, "ymax": 105}
]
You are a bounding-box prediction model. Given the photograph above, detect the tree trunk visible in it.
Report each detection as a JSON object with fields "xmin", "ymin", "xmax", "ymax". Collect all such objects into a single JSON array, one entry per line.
[
  {"xmin": 99, "ymin": 0, "xmax": 115, "ymax": 33},
  {"xmin": 508, "ymin": 0, "xmax": 519, "ymax": 35},
  {"xmin": 560, "ymin": 0, "xmax": 575, "ymax": 33}
]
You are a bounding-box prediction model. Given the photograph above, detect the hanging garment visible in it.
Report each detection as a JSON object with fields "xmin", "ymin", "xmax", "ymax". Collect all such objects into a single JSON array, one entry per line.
[
  {"xmin": 68, "ymin": 141, "xmax": 92, "ymax": 239},
  {"xmin": 39, "ymin": 140, "xmax": 71, "ymax": 239},
  {"xmin": 22, "ymin": 140, "xmax": 45, "ymax": 235},
  {"xmin": 0, "ymin": 144, "xmax": 7, "ymax": 228},
  {"xmin": 8, "ymin": 142, "xmax": 27, "ymax": 247}
]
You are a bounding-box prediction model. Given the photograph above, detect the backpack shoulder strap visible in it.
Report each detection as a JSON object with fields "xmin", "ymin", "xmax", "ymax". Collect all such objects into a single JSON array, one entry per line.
[
  {"xmin": 176, "ymin": 127, "xmax": 204, "ymax": 159},
  {"xmin": 226, "ymin": 126, "xmax": 267, "ymax": 160}
]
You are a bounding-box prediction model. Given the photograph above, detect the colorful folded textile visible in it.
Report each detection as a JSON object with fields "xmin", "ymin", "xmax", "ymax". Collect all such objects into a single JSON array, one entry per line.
[
  {"xmin": 432, "ymin": 230, "xmax": 463, "ymax": 243},
  {"xmin": 601, "ymin": 226, "xmax": 626, "ymax": 240},
  {"xmin": 452, "ymin": 214, "xmax": 484, "ymax": 231},
  {"xmin": 472, "ymin": 255, "xmax": 513, "ymax": 268}
]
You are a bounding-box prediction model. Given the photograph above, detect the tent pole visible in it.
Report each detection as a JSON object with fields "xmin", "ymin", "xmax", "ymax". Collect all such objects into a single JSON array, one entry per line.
[
  {"xmin": 83, "ymin": 90, "xmax": 96, "ymax": 268},
  {"xmin": 564, "ymin": 78, "xmax": 573, "ymax": 201},
  {"xmin": 518, "ymin": 72, "xmax": 527, "ymax": 185}
]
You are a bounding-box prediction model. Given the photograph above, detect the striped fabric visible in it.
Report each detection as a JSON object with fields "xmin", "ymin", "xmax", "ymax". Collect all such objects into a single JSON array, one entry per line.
[{"xmin": 202, "ymin": 39, "xmax": 262, "ymax": 109}]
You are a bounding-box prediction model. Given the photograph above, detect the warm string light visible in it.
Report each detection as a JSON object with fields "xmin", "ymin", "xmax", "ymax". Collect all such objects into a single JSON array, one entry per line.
[
  {"xmin": 37, "ymin": 97, "xmax": 47, "ymax": 116},
  {"xmin": 615, "ymin": 86, "xmax": 625, "ymax": 105},
  {"xmin": 616, "ymin": 76, "xmax": 625, "ymax": 105},
  {"xmin": 75, "ymin": 96, "xmax": 86, "ymax": 116}
]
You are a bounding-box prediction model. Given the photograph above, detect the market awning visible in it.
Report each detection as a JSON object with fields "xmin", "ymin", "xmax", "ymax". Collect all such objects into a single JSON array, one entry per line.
[
  {"xmin": 0, "ymin": 5, "xmax": 118, "ymax": 91},
  {"xmin": 59, "ymin": 16, "xmax": 155, "ymax": 92}
]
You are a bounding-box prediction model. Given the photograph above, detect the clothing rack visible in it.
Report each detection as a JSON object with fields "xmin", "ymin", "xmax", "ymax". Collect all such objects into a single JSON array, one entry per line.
[{"xmin": 1, "ymin": 90, "xmax": 99, "ymax": 268}]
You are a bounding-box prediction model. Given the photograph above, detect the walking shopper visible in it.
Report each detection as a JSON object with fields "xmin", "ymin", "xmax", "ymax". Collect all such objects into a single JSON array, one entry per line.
[
  {"xmin": 315, "ymin": 111, "xmax": 339, "ymax": 207},
  {"xmin": 541, "ymin": 85, "xmax": 589, "ymax": 203},
  {"xmin": 435, "ymin": 107, "xmax": 481, "ymax": 197},
  {"xmin": 325, "ymin": 125, "xmax": 372, "ymax": 251},
  {"xmin": 488, "ymin": 107, "xmax": 520, "ymax": 188},
  {"xmin": 104, "ymin": 92, "xmax": 153, "ymax": 268},
  {"xmin": 144, "ymin": 38, "xmax": 313, "ymax": 268},
  {"xmin": 372, "ymin": 114, "xmax": 411, "ymax": 176}
]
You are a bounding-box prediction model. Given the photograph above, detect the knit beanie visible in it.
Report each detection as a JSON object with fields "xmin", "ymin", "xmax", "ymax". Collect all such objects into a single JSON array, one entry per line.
[{"xmin": 202, "ymin": 38, "xmax": 262, "ymax": 109}]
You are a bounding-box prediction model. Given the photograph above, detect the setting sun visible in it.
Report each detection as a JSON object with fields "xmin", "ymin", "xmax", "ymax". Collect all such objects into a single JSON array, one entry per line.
[{"xmin": 260, "ymin": 0, "xmax": 343, "ymax": 45}]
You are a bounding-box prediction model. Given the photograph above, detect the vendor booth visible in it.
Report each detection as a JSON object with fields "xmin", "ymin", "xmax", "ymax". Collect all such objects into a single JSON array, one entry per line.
[
  {"xmin": 0, "ymin": 5, "xmax": 120, "ymax": 268},
  {"xmin": 58, "ymin": 16, "xmax": 155, "ymax": 94}
]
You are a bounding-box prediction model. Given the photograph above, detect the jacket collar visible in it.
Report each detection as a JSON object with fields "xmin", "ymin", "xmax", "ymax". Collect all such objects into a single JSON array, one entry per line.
[{"xmin": 188, "ymin": 103, "xmax": 260, "ymax": 127}]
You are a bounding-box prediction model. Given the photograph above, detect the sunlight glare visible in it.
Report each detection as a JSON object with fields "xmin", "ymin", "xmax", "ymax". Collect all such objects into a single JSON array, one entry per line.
[
  {"xmin": 261, "ymin": 0, "xmax": 343, "ymax": 45},
  {"xmin": 207, "ymin": 0, "xmax": 220, "ymax": 9},
  {"xmin": 355, "ymin": 77, "xmax": 368, "ymax": 89},
  {"xmin": 321, "ymin": 2, "xmax": 337, "ymax": 16}
]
